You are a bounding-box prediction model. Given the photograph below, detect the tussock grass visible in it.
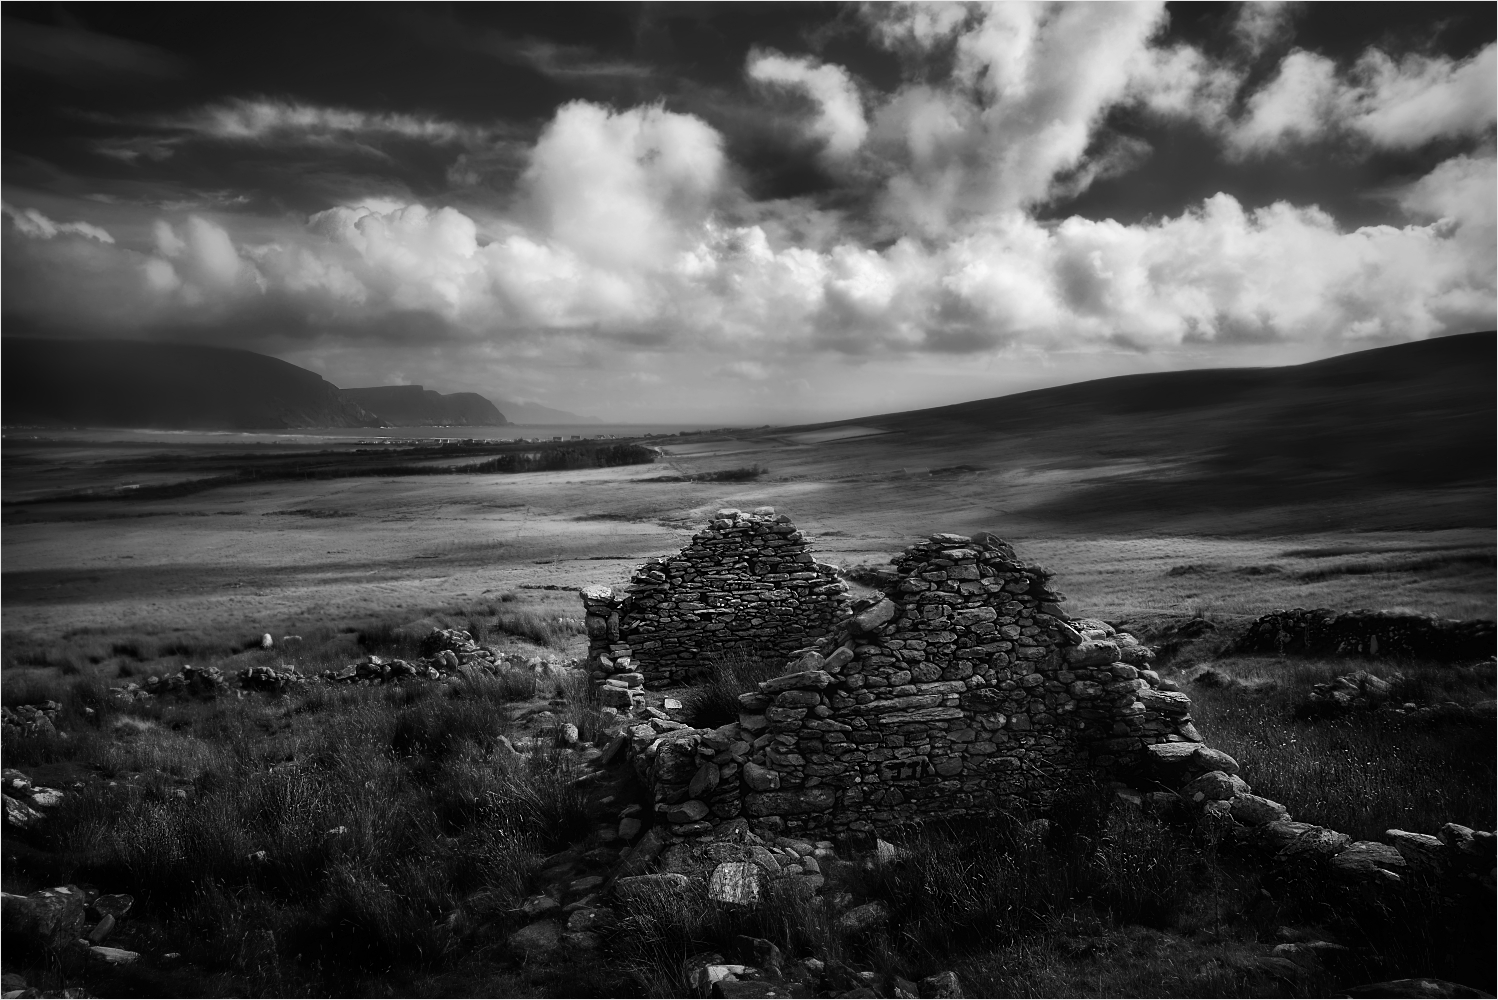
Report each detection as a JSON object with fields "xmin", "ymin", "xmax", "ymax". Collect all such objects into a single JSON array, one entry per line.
[
  {"xmin": 1185, "ymin": 655, "xmax": 1496, "ymax": 839},
  {"xmin": 680, "ymin": 650, "xmax": 787, "ymax": 728},
  {"xmin": 3, "ymin": 671, "xmax": 597, "ymax": 994},
  {"xmin": 490, "ymin": 608, "xmax": 586, "ymax": 648},
  {"xmin": 610, "ymin": 801, "xmax": 1287, "ymax": 997}
]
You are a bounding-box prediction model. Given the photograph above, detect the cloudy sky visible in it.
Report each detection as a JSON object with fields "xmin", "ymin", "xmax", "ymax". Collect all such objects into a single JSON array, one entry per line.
[{"xmin": 4, "ymin": 3, "xmax": 1494, "ymax": 423}]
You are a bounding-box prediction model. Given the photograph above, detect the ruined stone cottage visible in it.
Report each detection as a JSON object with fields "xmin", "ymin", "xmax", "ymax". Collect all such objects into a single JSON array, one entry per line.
[
  {"xmin": 584, "ymin": 517, "xmax": 1204, "ymax": 839},
  {"xmin": 581, "ymin": 507, "xmax": 850, "ymax": 689}
]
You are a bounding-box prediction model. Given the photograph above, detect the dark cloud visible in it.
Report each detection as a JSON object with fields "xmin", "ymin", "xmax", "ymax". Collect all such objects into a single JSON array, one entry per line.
[{"xmin": 2, "ymin": 15, "xmax": 187, "ymax": 80}]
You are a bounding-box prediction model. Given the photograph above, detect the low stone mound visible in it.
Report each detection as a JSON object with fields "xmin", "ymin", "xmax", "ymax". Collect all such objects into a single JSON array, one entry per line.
[{"xmin": 1236, "ymin": 608, "xmax": 1495, "ymax": 661}]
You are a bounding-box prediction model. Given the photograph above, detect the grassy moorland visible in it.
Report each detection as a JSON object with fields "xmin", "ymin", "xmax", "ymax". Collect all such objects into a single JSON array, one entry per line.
[
  {"xmin": 2, "ymin": 609, "xmax": 1492, "ymax": 998},
  {"xmin": 2, "ymin": 334, "xmax": 1493, "ymax": 997}
]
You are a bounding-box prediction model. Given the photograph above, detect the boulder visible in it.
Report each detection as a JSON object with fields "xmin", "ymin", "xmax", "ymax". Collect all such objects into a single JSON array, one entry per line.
[
  {"xmin": 837, "ymin": 901, "xmax": 890, "ymax": 935},
  {"xmin": 1181, "ymin": 771, "xmax": 1251, "ymax": 802},
  {"xmin": 1386, "ymin": 829, "xmax": 1445, "ymax": 871},
  {"xmin": 91, "ymin": 894, "xmax": 134, "ymax": 920},
  {"xmin": 1230, "ymin": 794, "xmax": 1290, "ymax": 826},
  {"xmin": 1193, "ymin": 746, "xmax": 1240, "ymax": 774},
  {"xmin": 851, "ymin": 599, "xmax": 898, "ymax": 634},
  {"xmin": 920, "ymin": 971, "xmax": 965, "ymax": 999},
  {"xmin": 1140, "ymin": 688, "xmax": 1192, "ymax": 715},
  {"xmin": 508, "ymin": 920, "xmax": 563, "ymax": 961},
  {"xmin": 709, "ymin": 862, "xmax": 762, "ymax": 906},
  {"xmin": 1330, "ymin": 841, "xmax": 1406, "ymax": 882},
  {"xmin": 520, "ymin": 895, "xmax": 562, "ymax": 919},
  {"xmin": 742, "ymin": 762, "xmax": 781, "ymax": 792},
  {"xmin": 2, "ymin": 886, "xmax": 87, "ymax": 953},
  {"xmin": 566, "ymin": 906, "xmax": 617, "ymax": 934},
  {"xmin": 1064, "ymin": 640, "xmax": 1120, "ymax": 666},
  {"xmin": 4, "ymin": 795, "xmax": 43, "ymax": 830},
  {"xmin": 613, "ymin": 872, "xmax": 692, "ymax": 901},
  {"xmin": 761, "ymin": 671, "xmax": 832, "ymax": 694},
  {"xmin": 690, "ymin": 763, "xmax": 722, "ymax": 799},
  {"xmin": 1259, "ymin": 820, "xmax": 1351, "ymax": 859},
  {"xmin": 743, "ymin": 788, "xmax": 836, "ymax": 816},
  {"xmin": 667, "ymin": 800, "xmax": 711, "ymax": 824}
]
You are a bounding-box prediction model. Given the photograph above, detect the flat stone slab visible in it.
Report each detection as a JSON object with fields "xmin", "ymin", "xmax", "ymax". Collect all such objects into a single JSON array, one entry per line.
[{"xmin": 709, "ymin": 862, "xmax": 762, "ymax": 906}]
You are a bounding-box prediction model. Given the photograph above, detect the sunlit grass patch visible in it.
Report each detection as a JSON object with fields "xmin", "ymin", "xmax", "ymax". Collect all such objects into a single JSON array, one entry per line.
[{"xmin": 1185, "ymin": 655, "xmax": 1496, "ymax": 839}]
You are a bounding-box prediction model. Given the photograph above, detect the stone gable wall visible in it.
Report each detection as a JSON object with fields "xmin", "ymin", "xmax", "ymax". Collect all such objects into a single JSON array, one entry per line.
[
  {"xmin": 582, "ymin": 508, "xmax": 851, "ymax": 690},
  {"xmin": 619, "ymin": 531, "xmax": 1202, "ymax": 840}
]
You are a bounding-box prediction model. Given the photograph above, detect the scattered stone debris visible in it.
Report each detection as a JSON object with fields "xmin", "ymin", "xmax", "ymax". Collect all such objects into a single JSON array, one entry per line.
[
  {"xmin": 2, "ymin": 768, "xmax": 66, "ymax": 830},
  {"xmin": 1237, "ymin": 608, "xmax": 1494, "ymax": 661},
  {"xmin": 1302, "ymin": 670, "xmax": 1395, "ymax": 715},
  {"xmin": 1, "ymin": 703, "xmax": 62, "ymax": 738},
  {"xmin": 107, "ymin": 627, "xmax": 573, "ymax": 704},
  {"xmin": 1300, "ymin": 669, "xmax": 1494, "ymax": 721}
]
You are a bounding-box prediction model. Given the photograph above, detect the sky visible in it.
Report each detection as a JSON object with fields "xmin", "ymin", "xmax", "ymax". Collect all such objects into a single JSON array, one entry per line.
[{"xmin": 3, "ymin": 2, "xmax": 1494, "ymax": 423}]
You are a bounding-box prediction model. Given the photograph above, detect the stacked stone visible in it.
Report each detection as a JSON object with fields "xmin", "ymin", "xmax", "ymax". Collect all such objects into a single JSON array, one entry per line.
[
  {"xmin": 1237, "ymin": 607, "xmax": 1495, "ymax": 661},
  {"xmin": 581, "ymin": 584, "xmax": 633, "ymax": 680},
  {"xmin": 628, "ymin": 724, "xmax": 757, "ymax": 838},
  {"xmin": 616, "ymin": 531, "xmax": 1208, "ymax": 840},
  {"xmin": 1062, "ymin": 617, "xmax": 1205, "ymax": 776},
  {"xmin": 0, "ymin": 702, "xmax": 62, "ymax": 738},
  {"xmin": 725, "ymin": 532, "xmax": 1195, "ymax": 838},
  {"xmin": 1141, "ymin": 739, "xmax": 1496, "ymax": 893},
  {"xmin": 582, "ymin": 508, "xmax": 850, "ymax": 690}
]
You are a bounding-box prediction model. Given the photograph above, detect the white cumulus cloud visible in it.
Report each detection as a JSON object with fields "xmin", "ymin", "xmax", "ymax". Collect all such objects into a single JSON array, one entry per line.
[
  {"xmin": 1229, "ymin": 43, "xmax": 1498, "ymax": 155},
  {"xmin": 747, "ymin": 49, "xmax": 869, "ymax": 165},
  {"xmin": 2, "ymin": 203, "xmax": 115, "ymax": 243}
]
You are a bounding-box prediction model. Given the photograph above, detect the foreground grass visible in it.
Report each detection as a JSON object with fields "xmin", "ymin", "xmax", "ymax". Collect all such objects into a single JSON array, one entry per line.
[
  {"xmin": 2, "ymin": 669, "xmax": 615, "ymax": 997},
  {"xmin": 5, "ymin": 630, "xmax": 1493, "ymax": 997},
  {"xmin": 1, "ymin": 597, "xmax": 587, "ymax": 694},
  {"xmin": 1183, "ymin": 655, "xmax": 1496, "ymax": 840}
]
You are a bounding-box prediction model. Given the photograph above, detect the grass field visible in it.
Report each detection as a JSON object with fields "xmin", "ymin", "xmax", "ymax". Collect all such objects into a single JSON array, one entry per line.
[
  {"xmin": 3, "ymin": 621, "xmax": 1491, "ymax": 998},
  {"xmin": 3, "ymin": 336, "xmax": 1492, "ymax": 997}
]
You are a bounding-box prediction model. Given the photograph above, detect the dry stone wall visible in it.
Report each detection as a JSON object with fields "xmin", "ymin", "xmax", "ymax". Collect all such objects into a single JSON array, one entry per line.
[
  {"xmin": 596, "ymin": 528, "xmax": 1494, "ymax": 935},
  {"xmin": 617, "ymin": 531, "xmax": 1205, "ymax": 841},
  {"xmin": 1236, "ymin": 608, "xmax": 1495, "ymax": 662},
  {"xmin": 582, "ymin": 508, "xmax": 850, "ymax": 690}
]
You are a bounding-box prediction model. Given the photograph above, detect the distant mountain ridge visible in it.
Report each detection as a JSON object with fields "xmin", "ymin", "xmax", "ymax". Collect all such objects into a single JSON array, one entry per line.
[
  {"xmin": 2, "ymin": 338, "xmax": 384, "ymax": 430},
  {"xmin": 491, "ymin": 398, "xmax": 602, "ymax": 425},
  {"xmin": 0, "ymin": 338, "xmax": 600, "ymax": 430},
  {"xmin": 341, "ymin": 385, "xmax": 508, "ymax": 426}
]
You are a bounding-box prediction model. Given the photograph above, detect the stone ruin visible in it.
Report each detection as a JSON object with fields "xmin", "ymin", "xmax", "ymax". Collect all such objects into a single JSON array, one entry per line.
[
  {"xmin": 581, "ymin": 507, "xmax": 850, "ymax": 691},
  {"xmin": 1237, "ymin": 607, "xmax": 1495, "ymax": 661},
  {"xmin": 581, "ymin": 519, "xmax": 1494, "ymax": 913},
  {"xmin": 610, "ymin": 528, "xmax": 1198, "ymax": 839}
]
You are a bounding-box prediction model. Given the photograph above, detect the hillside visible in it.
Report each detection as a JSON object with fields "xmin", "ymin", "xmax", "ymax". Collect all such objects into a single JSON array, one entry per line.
[
  {"xmin": 491, "ymin": 398, "xmax": 601, "ymax": 425},
  {"xmin": 1, "ymin": 338, "xmax": 384, "ymax": 430},
  {"xmin": 340, "ymin": 385, "xmax": 508, "ymax": 426},
  {"xmin": 790, "ymin": 331, "xmax": 1497, "ymax": 527}
]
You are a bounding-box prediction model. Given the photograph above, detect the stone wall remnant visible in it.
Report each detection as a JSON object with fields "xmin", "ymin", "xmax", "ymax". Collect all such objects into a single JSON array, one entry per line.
[
  {"xmin": 582, "ymin": 508, "xmax": 850, "ymax": 689},
  {"xmin": 1236, "ymin": 608, "xmax": 1494, "ymax": 661},
  {"xmin": 612, "ymin": 530, "xmax": 1200, "ymax": 841}
]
